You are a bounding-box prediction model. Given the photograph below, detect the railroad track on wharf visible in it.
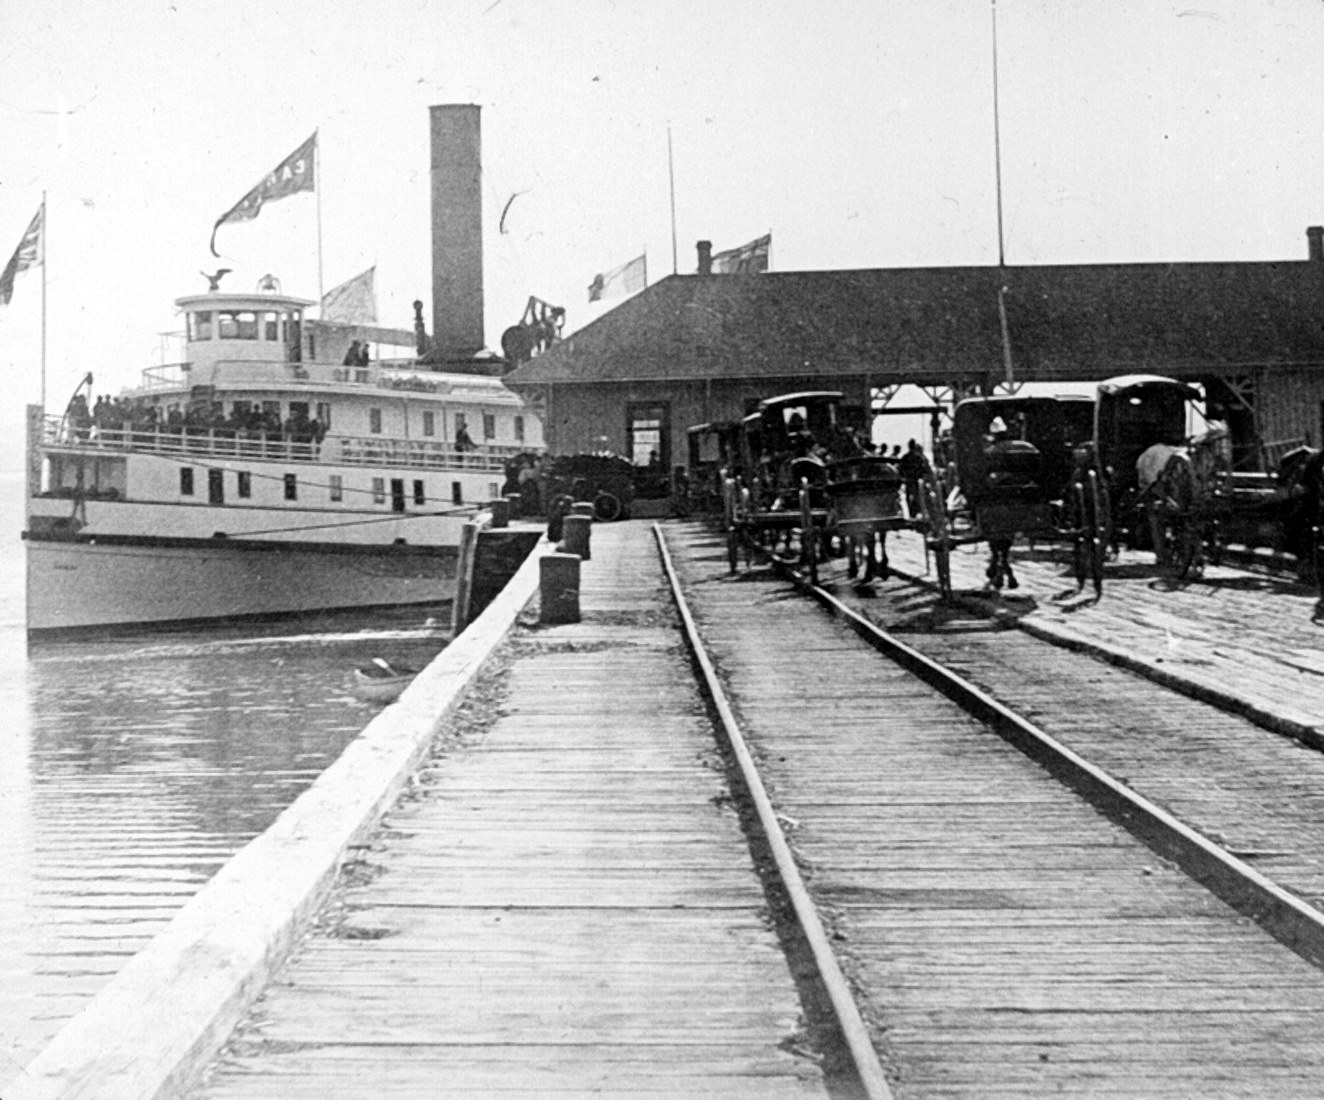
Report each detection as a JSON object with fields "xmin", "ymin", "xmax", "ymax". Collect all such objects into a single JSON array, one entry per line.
[{"xmin": 658, "ymin": 520, "xmax": 1324, "ymax": 1099}]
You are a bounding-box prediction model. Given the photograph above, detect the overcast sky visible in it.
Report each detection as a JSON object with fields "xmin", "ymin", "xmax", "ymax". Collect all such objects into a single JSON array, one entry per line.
[{"xmin": 2, "ymin": 0, "xmax": 1323, "ymax": 466}]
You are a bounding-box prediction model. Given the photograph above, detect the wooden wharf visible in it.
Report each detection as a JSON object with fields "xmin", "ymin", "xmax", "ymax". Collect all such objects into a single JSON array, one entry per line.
[
  {"xmin": 192, "ymin": 522, "xmax": 832, "ymax": 1099},
  {"xmin": 878, "ymin": 529, "xmax": 1324, "ymax": 741},
  {"xmin": 664, "ymin": 522, "xmax": 1324, "ymax": 1097},
  {"xmin": 19, "ymin": 517, "xmax": 1324, "ymax": 1098}
]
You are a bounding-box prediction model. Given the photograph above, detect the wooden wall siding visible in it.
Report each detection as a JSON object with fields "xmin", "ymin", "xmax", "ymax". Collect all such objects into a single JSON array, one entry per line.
[
  {"xmin": 195, "ymin": 524, "xmax": 829, "ymax": 1099},
  {"xmin": 1254, "ymin": 366, "xmax": 1324, "ymax": 449},
  {"xmin": 666, "ymin": 524, "xmax": 1324, "ymax": 1097}
]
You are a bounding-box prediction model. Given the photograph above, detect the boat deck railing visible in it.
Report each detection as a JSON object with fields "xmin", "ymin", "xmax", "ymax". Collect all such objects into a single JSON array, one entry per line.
[
  {"xmin": 40, "ymin": 417, "xmax": 531, "ymax": 473},
  {"xmin": 138, "ymin": 359, "xmax": 518, "ymax": 400}
]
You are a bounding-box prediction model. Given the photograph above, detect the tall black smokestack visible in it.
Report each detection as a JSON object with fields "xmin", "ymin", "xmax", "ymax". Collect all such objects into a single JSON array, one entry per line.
[{"xmin": 430, "ymin": 105, "xmax": 485, "ymax": 357}]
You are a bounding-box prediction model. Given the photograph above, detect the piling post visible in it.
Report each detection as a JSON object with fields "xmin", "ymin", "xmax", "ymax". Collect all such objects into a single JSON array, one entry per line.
[
  {"xmin": 451, "ymin": 520, "xmax": 480, "ymax": 635},
  {"xmin": 562, "ymin": 514, "xmax": 592, "ymax": 559},
  {"xmin": 539, "ymin": 553, "xmax": 581, "ymax": 624}
]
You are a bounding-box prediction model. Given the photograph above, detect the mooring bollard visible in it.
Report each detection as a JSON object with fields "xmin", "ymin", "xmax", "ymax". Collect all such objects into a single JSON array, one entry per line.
[
  {"xmin": 490, "ymin": 497, "xmax": 511, "ymax": 528},
  {"xmin": 561, "ymin": 513, "xmax": 592, "ymax": 559},
  {"xmin": 539, "ymin": 553, "xmax": 581, "ymax": 624}
]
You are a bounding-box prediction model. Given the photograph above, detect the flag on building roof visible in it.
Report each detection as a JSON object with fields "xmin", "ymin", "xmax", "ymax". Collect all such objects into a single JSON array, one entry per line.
[
  {"xmin": 321, "ymin": 265, "xmax": 378, "ymax": 323},
  {"xmin": 0, "ymin": 203, "xmax": 44, "ymax": 307},
  {"xmin": 588, "ymin": 252, "xmax": 647, "ymax": 302},
  {"xmin": 712, "ymin": 232, "xmax": 770, "ymax": 274},
  {"xmin": 210, "ymin": 132, "xmax": 317, "ymax": 256}
]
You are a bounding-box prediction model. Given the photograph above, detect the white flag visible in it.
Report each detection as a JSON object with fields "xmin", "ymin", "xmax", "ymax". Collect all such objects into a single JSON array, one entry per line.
[{"xmin": 321, "ymin": 266, "xmax": 377, "ymax": 323}]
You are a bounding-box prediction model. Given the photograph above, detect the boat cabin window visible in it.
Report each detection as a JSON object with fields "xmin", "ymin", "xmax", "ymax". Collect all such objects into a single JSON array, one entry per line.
[
  {"xmin": 45, "ymin": 455, "xmax": 127, "ymax": 500},
  {"xmin": 237, "ymin": 471, "xmax": 252, "ymax": 498},
  {"xmin": 283, "ymin": 473, "xmax": 297, "ymax": 501},
  {"xmin": 180, "ymin": 468, "xmax": 195, "ymax": 496},
  {"xmin": 188, "ymin": 312, "xmax": 213, "ymax": 341},
  {"xmin": 217, "ymin": 310, "xmax": 259, "ymax": 340},
  {"xmin": 263, "ymin": 312, "xmax": 280, "ymax": 341},
  {"xmin": 372, "ymin": 477, "xmax": 385, "ymax": 504},
  {"xmin": 422, "ymin": 411, "xmax": 435, "ymax": 437},
  {"xmin": 329, "ymin": 475, "xmax": 343, "ymax": 502},
  {"xmin": 369, "ymin": 408, "xmax": 383, "ymax": 434},
  {"xmin": 413, "ymin": 479, "xmax": 425, "ymax": 506},
  {"xmin": 482, "ymin": 413, "xmax": 496, "ymax": 441},
  {"xmin": 316, "ymin": 402, "xmax": 331, "ymax": 430},
  {"xmin": 514, "ymin": 415, "xmax": 525, "ymax": 443}
]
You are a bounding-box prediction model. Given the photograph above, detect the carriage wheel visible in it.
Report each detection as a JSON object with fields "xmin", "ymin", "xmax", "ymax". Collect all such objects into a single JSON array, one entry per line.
[
  {"xmin": 919, "ymin": 476, "xmax": 954, "ymax": 600},
  {"xmin": 593, "ymin": 490, "xmax": 623, "ymax": 522}
]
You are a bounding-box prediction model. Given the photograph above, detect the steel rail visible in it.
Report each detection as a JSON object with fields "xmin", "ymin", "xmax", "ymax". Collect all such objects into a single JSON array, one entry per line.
[
  {"xmin": 652, "ymin": 525, "xmax": 895, "ymax": 1100},
  {"xmin": 779, "ymin": 557, "xmax": 1324, "ymax": 969}
]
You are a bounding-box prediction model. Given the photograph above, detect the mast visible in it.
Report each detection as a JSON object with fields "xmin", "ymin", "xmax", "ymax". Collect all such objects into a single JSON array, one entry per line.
[
  {"xmin": 667, "ymin": 124, "xmax": 678, "ymax": 276},
  {"xmin": 38, "ymin": 192, "xmax": 48, "ymax": 411},
  {"xmin": 314, "ymin": 129, "xmax": 325, "ymax": 309}
]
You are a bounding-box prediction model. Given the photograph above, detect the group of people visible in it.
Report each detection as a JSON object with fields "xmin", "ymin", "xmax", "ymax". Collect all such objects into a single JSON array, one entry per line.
[
  {"xmin": 63, "ymin": 393, "xmax": 326, "ymax": 452},
  {"xmin": 342, "ymin": 340, "xmax": 373, "ymax": 366}
]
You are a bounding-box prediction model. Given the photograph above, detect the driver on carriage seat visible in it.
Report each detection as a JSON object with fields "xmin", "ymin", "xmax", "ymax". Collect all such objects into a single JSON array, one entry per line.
[{"xmin": 786, "ymin": 412, "xmax": 815, "ymax": 458}]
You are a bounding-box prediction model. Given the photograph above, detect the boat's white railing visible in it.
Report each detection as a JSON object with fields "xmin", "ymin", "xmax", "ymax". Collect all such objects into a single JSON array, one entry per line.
[
  {"xmin": 136, "ymin": 359, "xmax": 520, "ymax": 402},
  {"xmin": 40, "ymin": 416, "xmax": 531, "ymax": 472}
]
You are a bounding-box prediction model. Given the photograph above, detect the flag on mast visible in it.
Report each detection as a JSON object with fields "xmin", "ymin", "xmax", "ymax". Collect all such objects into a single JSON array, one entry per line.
[
  {"xmin": 321, "ymin": 266, "xmax": 377, "ymax": 323},
  {"xmin": 210, "ymin": 132, "xmax": 317, "ymax": 257},
  {"xmin": 711, "ymin": 233, "xmax": 770, "ymax": 274},
  {"xmin": 587, "ymin": 253, "xmax": 647, "ymax": 302},
  {"xmin": 0, "ymin": 203, "xmax": 44, "ymax": 306}
]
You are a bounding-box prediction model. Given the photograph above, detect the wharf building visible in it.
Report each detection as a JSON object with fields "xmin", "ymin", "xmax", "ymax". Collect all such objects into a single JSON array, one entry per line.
[{"xmin": 504, "ymin": 231, "xmax": 1324, "ymax": 473}]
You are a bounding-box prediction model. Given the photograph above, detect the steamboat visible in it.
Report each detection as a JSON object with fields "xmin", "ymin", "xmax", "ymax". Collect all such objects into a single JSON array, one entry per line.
[{"xmin": 24, "ymin": 279, "xmax": 541, "ymax": 636}]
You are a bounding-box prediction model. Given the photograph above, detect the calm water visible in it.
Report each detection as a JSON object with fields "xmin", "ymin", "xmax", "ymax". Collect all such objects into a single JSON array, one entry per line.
[{"xmin": 0, "ymin": 471, "xmax": 452, "ymax": 1074}]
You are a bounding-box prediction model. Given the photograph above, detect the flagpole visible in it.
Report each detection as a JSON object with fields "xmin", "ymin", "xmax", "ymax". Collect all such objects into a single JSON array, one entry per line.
[
  {"xmin": 667, "ymin": 124, "xmax": 678, "ymax": 275},
  {"xmin": 991, "ymin": 0, "xmax": 1014, "ymax": 386},
  {"xmin": 314, "ymin": 129, "xmax": 325, "ymax": 311},
  {"xmin": 41, "ymin": 191, "xmax": 47, "ymax": 411}
]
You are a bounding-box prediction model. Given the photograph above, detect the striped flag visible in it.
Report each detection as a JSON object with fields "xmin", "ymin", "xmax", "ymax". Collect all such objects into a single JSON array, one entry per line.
[
  {"xmin": 712, "ymin": 233, "xmax": 770, "ymax": 274},
  {"xmin": 588, "ymin": 253, "xmax": 647, "ymax": 302},
  {"xmin": 210, "ymin": 132, "xmax": 317, "ymax": 256},
  {"xmin": 321, "ymin": 266, "xmax": 378, "ymax": 323},
  {"xmin": 0, "ymin": 203, "xmax": 44, "ymax": 307}
]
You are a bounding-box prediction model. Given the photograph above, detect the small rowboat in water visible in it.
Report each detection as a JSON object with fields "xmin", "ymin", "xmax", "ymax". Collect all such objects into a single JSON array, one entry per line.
[{"xmin": 351, "ymin": 658, "xmax": 419, "ymax": 703}]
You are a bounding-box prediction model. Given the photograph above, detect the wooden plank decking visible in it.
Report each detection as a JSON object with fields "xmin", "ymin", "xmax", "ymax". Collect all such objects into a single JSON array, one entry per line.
[{"xmin": 193, "ymin": 523, "xmax": 828, "ymax": 1099}]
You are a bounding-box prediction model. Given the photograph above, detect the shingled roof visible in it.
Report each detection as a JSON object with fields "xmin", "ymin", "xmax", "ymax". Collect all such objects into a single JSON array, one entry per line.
[{"xmin": 504, "ymin": 260, "xmax": 1324, "ymax": 387}]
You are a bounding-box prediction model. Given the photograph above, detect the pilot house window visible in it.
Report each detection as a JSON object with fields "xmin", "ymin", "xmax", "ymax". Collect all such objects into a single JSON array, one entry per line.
[
  {"xmin": 217, "ymin": 311, "xmax": 259, "ymax": 339},
  {"xmin": 187, "ymin": 312, "xmax": 213, "ymax": 341}
]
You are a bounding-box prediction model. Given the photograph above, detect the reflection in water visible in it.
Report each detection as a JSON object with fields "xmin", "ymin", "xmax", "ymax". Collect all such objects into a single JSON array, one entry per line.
[{"xmin": 0, "ymin": 604, "xmax": 450, "ymax": 1074}]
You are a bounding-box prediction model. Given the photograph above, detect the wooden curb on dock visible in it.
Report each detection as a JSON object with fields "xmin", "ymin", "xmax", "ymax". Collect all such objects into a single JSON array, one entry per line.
[
  {"xmin": 2, "ymin": 537, "xmax": 550, "ymax": 1100},
  {"xmin": 886, "ymin": 564, "xmax": 1324, "ymax": 752}
]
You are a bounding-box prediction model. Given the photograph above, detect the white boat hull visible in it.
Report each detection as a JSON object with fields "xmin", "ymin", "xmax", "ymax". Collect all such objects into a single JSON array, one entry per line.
[{"xmin": 26, "ymin": 534, "xmax": 457, "ymax": 636}]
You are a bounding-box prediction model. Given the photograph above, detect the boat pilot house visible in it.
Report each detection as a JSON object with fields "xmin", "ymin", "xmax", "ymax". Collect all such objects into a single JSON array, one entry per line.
[{"xmin": 504, "ymin": 233, "xmax": 1324, "ymax": 477}]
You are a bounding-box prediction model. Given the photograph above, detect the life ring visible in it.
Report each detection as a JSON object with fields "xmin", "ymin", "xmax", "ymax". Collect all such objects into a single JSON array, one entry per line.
[{"xmin": 594, "ymin": 490, "xmax": 624, "ymax": 522}]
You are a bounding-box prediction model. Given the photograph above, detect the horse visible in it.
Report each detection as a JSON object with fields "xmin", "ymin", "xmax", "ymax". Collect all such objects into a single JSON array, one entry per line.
[{"xmin": 1138, "ymin": 433, "xmax": 1222, "ymax": 577}]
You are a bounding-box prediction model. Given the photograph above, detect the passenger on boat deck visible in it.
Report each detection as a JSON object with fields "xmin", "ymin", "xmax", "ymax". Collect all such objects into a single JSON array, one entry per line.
[
  {"xmin": 357, "ymin": 342, "xmax": 371, "ymax": 365},
  {"xmin": 343, "ymin": 340, "xmax": 361, "ymax": 366},
  {"xmin": 454, "ymin": 425, "xmax": 475, "ymax": 462}
]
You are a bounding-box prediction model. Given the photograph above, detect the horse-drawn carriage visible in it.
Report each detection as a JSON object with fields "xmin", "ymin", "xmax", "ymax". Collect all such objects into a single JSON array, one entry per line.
[
  {"xmin": 684, "ymin": 419, "xmax": 741, "ymax": 514},
  {"xmin": 723, "ymin": 391, "xmax": 911, "ymax": 583},
  {"xmin": 919, "ymin": 394, "xmax": 1107, "ymax": 599},
  {"xmin": 1086, "ymin": 374, "xmax": 1321, "ymax": 589}
]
